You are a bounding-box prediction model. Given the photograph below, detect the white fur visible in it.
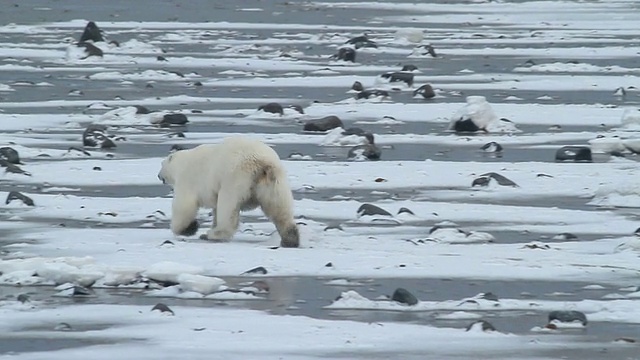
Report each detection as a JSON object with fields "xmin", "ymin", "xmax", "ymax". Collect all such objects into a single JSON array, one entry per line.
[{"xmin": 158, "ymin": 137, "xmax": 298, "ymax": 246}]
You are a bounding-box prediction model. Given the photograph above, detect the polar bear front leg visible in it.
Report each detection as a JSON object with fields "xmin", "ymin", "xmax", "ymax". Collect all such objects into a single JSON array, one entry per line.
[
  {"xmin": 170, "ymin": 189, "xmax": 199, "ymax": 236},
  {"xmin": 201, "ymin": 191, "xmax": 242, "ymax": 241}
]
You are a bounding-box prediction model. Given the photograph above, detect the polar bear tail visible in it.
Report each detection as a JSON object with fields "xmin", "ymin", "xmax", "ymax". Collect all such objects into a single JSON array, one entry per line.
[{"xmin": 254, "ymin": 164, "xmax": 300, "ymax": 248}]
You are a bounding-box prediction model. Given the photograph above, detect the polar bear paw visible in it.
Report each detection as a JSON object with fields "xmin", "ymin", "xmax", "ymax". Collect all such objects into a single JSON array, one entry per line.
[
  {"xmin": 199, "ymin": 228, "xmax": 233, "ymax": 242},
  {"xmin": 280, "ymin": 225, "xmax": 300, "ymax": 248},
  {"xmin": 178, "ymin": 220, "xmax": 199, "ymax": 236}
]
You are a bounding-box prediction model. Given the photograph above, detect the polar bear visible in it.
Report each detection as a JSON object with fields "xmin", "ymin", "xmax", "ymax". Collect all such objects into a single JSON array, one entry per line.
[{"xmin": 158, "ymin": 136, "xmax": 300, "ymax": 248}]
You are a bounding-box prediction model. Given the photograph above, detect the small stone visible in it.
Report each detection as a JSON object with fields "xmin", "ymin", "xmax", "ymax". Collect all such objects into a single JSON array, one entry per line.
[
  {"xmin": 157, "ymin": 55, "xmax": 167, "ymax": 61},
  {"xmin": 325, "ymin": 262, "xmax": 333, "ymax": 267},
  {"xmin": 473, "ymin": 172, "xmax": 518, "ymax": 187},
  {"xmin": 614, "ymin": 337, "xmax": 636, "ymax": 344},
  {"xmin": 72, "ymin": 285, "xmax": 93, "ymax": 297},
  {"xmin": 258, "ymin": 102, "xmax": 284, "ymax": 115},
  {"xmin": 380, "ymin": 72, "xmax": 414, "ymax": 87},
  {"xmin": 374, "ymin": 177, "xmax": 387, "ymax": 183},
  {"xmin": 466, "ymin": 320, "xmax": 496, "ymax": 332},
  {"xmin": 481, "ymin": 292, "xmax": 499, "ymax": 301},
  {"xmin": 401, "ymin": 64, "xmax": 418, "ymax": 72},
  {"xmin": 303, "ymin": 115, "xmax": 343, "ymax": 132},
  {"xmin": 345, "ymin": 35, "xmax": 377, "ymax": 49},
  {"xmin": 480, "ymin": 142, "xmax": 503, "ymax": 153},
  {"xmin": 391, "ymin": 287, "xmax": 418, "ymax": 306},
  {"xmin": 332, "ymin": 47, "xmax": 356, "ymax": 62},
  {"xmin": 242, "ymin": 266, "xmax": 268, "ymax": 275},
  {"xmin": 5, "ymin": 191, "xmax": 34, "ymax": 206},
  {"xmin": 548, "ymin": 310, "xmax": 588, "ymax": 325},
  {"xmin": 160, "ymin": 113, "xmax": 189, "ymax": 126},
  {"xmin": 160, "ymin": 240, "xmax": 174, "ymax": 246},
  {"xmin": 451, "ymin": 118, "xmax": 481, "ymax": 133},
  {"xmin": 92, "ymin": 166, "xmax": 102, "ymax": 171},
  {"xmin": 134, "ymin": 105, "xmax": 151, "ymax": 114},
  {"xmin": 0, "ymin": 159, "xmax": 30, "ymax": 176},
  {"xmin": 397, "ymin": 207, "xmax": 414, "ymax": 215},
  {"xmin": 79, "ymin": 21, "xmax": 104, "ymax": 43},
  {"xmin": 348, "ymin": 143, "xmax": 381, "ymax": 161},
  {"xmin": 413, "ymin": 84, "xmax": 435, "ymax": 99},
  {"xmin": 76, "ymin": 42, "xmax": 103, "ymax": 58},
  {"xmin": 355, "ymin": 89, "xmax": 389, "ymax": 100},
  {"xmin": 0, "ymin": 147, "xmax": 21, "ymax": 164},
  {"xmin": 288, "ymin": 104, "xmax": 305, "ymax": 114},
  {"xmin": 151, "ymin": 303, "xmax": 174, "ymax": 315},
  {"xmin": 555, "ymin": 146, "xmax": 592, "ymax": 162},
  {"xmin": 351, "ymin": 81, "xmax": 364, "ymax": 92},
  {"xmin": 357, "ymin": 203, "xmax": 392, "ymax": 217},
  {"xmin": 16, "ymin": 294, "xmax": 30, "ymax": 303},
  {"xmin": 54, "ymin": 322, "xmax": 73, "ymax": 331},
  {"xmin": 553, "ymin": 232, "xmax": 577, "ymax": 240}
]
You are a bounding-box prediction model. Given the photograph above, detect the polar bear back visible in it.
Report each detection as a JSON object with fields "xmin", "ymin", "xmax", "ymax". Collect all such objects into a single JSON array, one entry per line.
[{"xmin": 166, "ymin": 137, "xmax": 287, "ymax": 199}]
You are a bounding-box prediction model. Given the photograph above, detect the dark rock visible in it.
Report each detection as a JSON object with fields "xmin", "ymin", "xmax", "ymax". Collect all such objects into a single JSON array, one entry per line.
[
  {"xmin": 479, "ymin": 172, "xmax": 518, "ymax": 187},
  {"xmin": 325, "ymin": 262, "xmax": 333, "ymax": 267},
  {"xmin": 170, "ymin": 145, "xmax": 185, "ymax": 152},
  {"xmin": 429, "ymin": 224, "xmax": 463, "ymax": 234},
  {"xmin": 157, "ymin": 55, "xmax": 167, "ymax": 61},
  {"xmin": 471, "ymin": 176, "xmax": 491, "ymax": 187},
  {"xmin": 634, "ymin": 227, "xmax": 640, "ymax": 236},
  {"xmin": 0, "ymin": 159, "xmax": 30, "ymax": 176},
  {"xmin": 82, "ymin": 124, "xmax": 112, "ymax": 148},
  {"xmin": 342, "ymin": 127, "xmax": 366, "ymax": 136},
  {"xmin": 357, "ymin": 203, "xmax": 392, "ymax": 217},
  {"xmin": 351, "ymin": 81, "xmax": 364, "ymax": 92},
  {"xmin": 160, "ymin": 113, "xmax": 189, "ymax": 126},
  {"xmin": 67, "ymin": 146, "xmax": 91, "ymax": 156},
  {"xmin": 16, "ymin": 294, "xmax": 30, "ymax": 303},
  {"xmin": 472, "ymin": 172, "xmax": 518, "ymax": 187},
  {"xmin": 288, "ymin": 104, "xmax": 305, "ymax": 114},
  {"xmin": 401, "ymin": 64, "xmax": 418, "ymax": 72},
  {"xmin": 451, "ymin": 118, "xmax": 481, "ymax": 133},
  {"xmin": 76, "ymin": 42, "xmax": 103, "ymax": 59},
  {"xmin": 397, "ymin": 207, "xmax": 414, "ymax": 215},
  {"xmin": 151, "ymin": 303, "xmax": 174, "ymax": 315},
  {"xmin": 0, "ymin": 147, "xmax": 21, "ymax": 164},
  {"xmin": 555, "ymin": 146, "xmax": 592, "ymax": 162},
  {"xmin": 333, "ymin": 47, "xmax": 356, "ymax": 62},
  {"xmin": 79, "ymin": 21, "xmax": 104, "ymax": 43},
  {"xmin": 481, "ymin": 141, "xmax": 503, "ymax": 153},
  {"xmin": 391, "ymin": 288, "xmax": 418, "ymax": 306},
  {"xmin": 303, "ymin": 116, "xmax": 343, "ymax": 132},
  {"xmin": 554, "ymin": 232, "xmax": 577, "ymax": 240},
  {"xmin": 466, "ymin": 320, "xmax": 496, "ymax": 332},
  {"xmin": 413, "ymin": 84, "xmax": 435, "ymax": 99},
  {"xmin": 348, "ymin": 144, "xmax": 381, "ymax": 160},
  {"xmin": 415, "ymin": 44, "xmax": 437, "ymax": 57},
  {"xmin": 134, "ymin": 105, "xmax": 151, "ymax": 114},
  {"xmin": 481, "ymin": 292, "xmax": 499, "ymax": 301},
  {"xmin": 179, "ymin": 220, "xmax": 199, "ymax": 236},
  {"xmin": 380, "ymin": 72, "xmax": 414, "ymax": 87},
  {"xmin": 73, "ymin": 286, "xmax": 93, "ymax": 296},
  {"xmin": 355, "ymin": 89, "xmax": 389, "ymax": 100},
  {"xmin": 54, "ymin": 322, "xmax": 73, "ymax": 331},
  {"xmin": 242, "ymin": 266, "xmax": 268, "ymax": 275},
  {"xmin": 93, "ymin": 166, "xmax": 102, "ymax": 171},
  {"xmin": 5, "ymin": 191, "xmax": 34, "ymax": 206},
  {"xmin": 258, "ymin": 102, "xmax": 284, "ymax": 115},
  {"xmin": 345, "ymin": 35, "xmax": 377, "ymax": 49},
  {"xmin": 548, "ymin": 310, "xmax": 588, "ymax": 325}
]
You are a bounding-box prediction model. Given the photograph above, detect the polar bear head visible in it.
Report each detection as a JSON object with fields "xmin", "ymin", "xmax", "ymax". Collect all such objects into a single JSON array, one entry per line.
[{"xmin": 158, "ymin": 152, "xmax": 181, "ymax": 186}]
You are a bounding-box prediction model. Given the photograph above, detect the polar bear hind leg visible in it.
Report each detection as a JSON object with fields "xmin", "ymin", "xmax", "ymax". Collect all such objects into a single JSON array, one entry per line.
[
  {"xmin": 255, "ymin": 166, "xmax": 300, "ymax": 248},
  {"xmin": 171, "ymin": 190, "xmax": 200, "ymax": 236},
  {"xmin": 202, "ymin": 177, "xmax": 254, "ymax": 241}
]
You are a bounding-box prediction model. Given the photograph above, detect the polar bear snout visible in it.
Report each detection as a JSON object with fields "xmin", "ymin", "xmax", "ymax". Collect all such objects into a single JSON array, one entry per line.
[{"xmin": 158, "ymin": 172, "xmax": 166, "ymax": 184}]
